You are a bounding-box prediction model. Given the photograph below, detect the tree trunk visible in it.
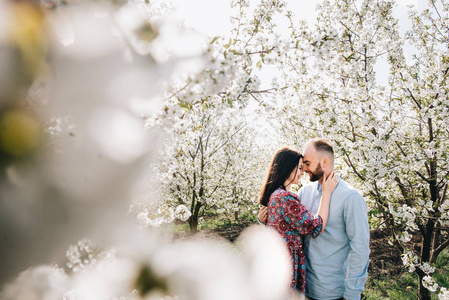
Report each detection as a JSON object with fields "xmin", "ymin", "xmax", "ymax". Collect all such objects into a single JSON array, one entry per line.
[
  {"xmin": 417, "ymin": 134, "xmax": 437, "ymax": 300},
  {"xmin": 188, "ymin": 215, "xmax": 198, "ymax": 233},
  {"xmin": 417, "ymin": 227, "xmax": 434, "ymax": 300},
  {"xmin": 417, "ymin": 272, "xmax": 431, "ymax": 300},
  {"xmin": 234, "ymin": 210, "xmax": 238, "ymax": 221},
  {"xmin": 188, "ymin": 203, "xmax": 202, "ymax": 233}
]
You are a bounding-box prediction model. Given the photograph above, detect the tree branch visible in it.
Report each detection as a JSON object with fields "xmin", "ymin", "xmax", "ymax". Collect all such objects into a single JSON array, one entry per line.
[
  {"xmin": 394, "ymin": 176, "xmax": 414, "ymax": 206},
  {"xmin": 207, "ymin": 159, "xmax": 231, "ymax": 198},
  {"xmin": 428, "ymin": 118, "xmax": 434, "ymax": 142},
  {"xmin": 438, "ymin": 182, "xmax": 448, "ymax": 206},
  {"xmin": 343, "ymin": 153, "xmax": 366, "ymax": 181},
  {"xmin": 415, "ymin": 170, "xmax": 430, "ymax": 183},
  {"xmin": 209, "ymin": 124, "xmax": 246, "ymax": 158},
  {"xmin": 437, "ymin": 171, "xmax": 449, "ymax": 188},
  {"xmin": 395, "ymin": 141, "xmax": 408, "ymax": 157},
  {"xmin": 431, "ymin": 236, "xmax": 449, "ymax": 264},
  {"xmin": 339, "ymin": 20, "xmax": 360, "ymax": 39},
  {"xmin": 246, "ymin": 46, "xmax": 276, "ymax": 55},
  {"xmin": 406, "ymin": 87, "xmax": 422, "ymax": 109},
  {"xmin": 425, "ymin": 162, "xmax": 431, "ymax": 178},
  {"xmin": 351, "ymin": 0, "xmax": 363, "ymax": 28},
  {"xmin": 376, "ymin": 199, "xmax": 405, "ymax": 253}
]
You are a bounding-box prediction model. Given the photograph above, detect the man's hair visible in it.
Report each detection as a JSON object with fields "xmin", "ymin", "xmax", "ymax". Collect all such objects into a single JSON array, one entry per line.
[{"xmin": 305, "ymin": 138, "xmax": 334, "ymax": 158}]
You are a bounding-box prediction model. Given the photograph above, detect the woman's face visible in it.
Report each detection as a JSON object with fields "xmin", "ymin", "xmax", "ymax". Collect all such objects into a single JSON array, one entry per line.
[{"xmin": 286, "ymin": 158, "xmax": 304, "ymax": 185}]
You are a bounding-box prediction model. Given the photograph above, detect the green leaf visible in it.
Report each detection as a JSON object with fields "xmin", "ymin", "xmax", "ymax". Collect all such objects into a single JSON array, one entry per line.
[
  {"xmin": 210, "ymin": 36, "xmax": 219, "ymax": 44},
  {"xmin": 179, "ymin": 103, "xmax": 191, "ymax": 112}
]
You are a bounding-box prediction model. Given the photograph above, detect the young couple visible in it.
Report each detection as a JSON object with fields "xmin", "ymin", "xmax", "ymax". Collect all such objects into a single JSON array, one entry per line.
[{"xmin": 258, "ymin": 138, "xmax": 370, "ymax": 300}]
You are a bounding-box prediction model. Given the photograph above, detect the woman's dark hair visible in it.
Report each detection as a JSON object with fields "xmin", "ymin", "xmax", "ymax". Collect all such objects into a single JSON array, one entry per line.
[{"xmin": 258, "ymin": 147, "xmax": 303, "ymax": 206}]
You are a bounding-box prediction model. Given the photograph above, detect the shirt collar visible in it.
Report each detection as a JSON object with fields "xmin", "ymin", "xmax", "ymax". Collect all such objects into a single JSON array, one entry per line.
[
  {"xmin": 315, "ymin": 174, "xmax": 341, "ymax": 192},
  {"xmin": 316, "ymin": 181, "xmax": 322, "ymax": 193}
]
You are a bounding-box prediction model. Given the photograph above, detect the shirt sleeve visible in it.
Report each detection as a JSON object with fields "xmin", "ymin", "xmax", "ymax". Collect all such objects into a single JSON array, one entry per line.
[
  {"xmin": 343, "ymin": 192, "xmax": 370, "ymax": 300},
  {"xmin": 281, "ymin": 193, "xmax": 323, "ymax": 238}
]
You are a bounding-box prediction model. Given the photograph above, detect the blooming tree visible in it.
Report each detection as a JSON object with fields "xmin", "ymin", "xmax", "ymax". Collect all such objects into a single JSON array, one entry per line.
[
  {"xmin": 148, "ymin": 106, "xmax": 267, "ymax": 232},
  {"xmin": 264, "ymin": 0, "xmax": 449, "ymax": 298},
  {"xmin": 139, "ymin": 0, "xmax": 288, "ymax": 232}
]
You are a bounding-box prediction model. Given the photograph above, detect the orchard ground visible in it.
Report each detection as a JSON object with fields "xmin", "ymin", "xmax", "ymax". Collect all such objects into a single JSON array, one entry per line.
[{"xmin": 168, "ymin": 214, "xmax": 449, "ymax": 300}]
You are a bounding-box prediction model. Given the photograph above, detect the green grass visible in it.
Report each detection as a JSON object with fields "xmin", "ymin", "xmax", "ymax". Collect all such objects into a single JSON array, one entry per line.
[
  {"xmin": 162, "ymin": 211, "xmax": 258, "ymax": 233},
  {"xmin": 364, "ymin": 272, "xmax": 417, "ymax": 299},
  {"xmin": 200, "ymin": 211, "xmax": 257, "ymax": 230},
  {"xmin": 364, "ymin": 248, "xmax": 449, "ymax": 299},
  {"xmin": 432, "ymin": 248, "xmax": 449, "ymax": 298},
  {"xmin": 165, "ymin": 222, "xmax": 190, "ymax": 233}
]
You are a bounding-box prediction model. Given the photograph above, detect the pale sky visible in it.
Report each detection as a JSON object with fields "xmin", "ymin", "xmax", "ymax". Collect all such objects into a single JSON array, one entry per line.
[
  {"xmin": 170, "ymin": 0, "xmax": 320, "ymax": 37},
  {"xmin": 170, "ymin": 0, "xmax": 428, "ymax": 87},
  {"xmin": 170, "ymin": 0, "xmax": 426, "ymax": 37}
]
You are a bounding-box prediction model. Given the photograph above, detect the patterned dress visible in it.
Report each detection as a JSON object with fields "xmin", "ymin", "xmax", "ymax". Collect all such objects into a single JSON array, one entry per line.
[{"xmin": 267, "ymin": 187, "xmax": 323, "ymax": 293}]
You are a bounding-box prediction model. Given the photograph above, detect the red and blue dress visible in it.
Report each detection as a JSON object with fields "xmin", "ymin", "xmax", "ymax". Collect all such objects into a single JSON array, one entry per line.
[{"xmin": 267, "ymin": 187, "xmax": 323, "ymax": 293}]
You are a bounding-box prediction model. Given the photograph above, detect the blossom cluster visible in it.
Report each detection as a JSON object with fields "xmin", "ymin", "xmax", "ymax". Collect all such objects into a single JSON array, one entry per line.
[
  {"xmin": 137, "ymin": 204, "xmax": 192, "ymax": 228},
  {"xmin": 2, "ymin": 226, "xmax": 293, "ymax": 300},
  {"xmin": 389, "ymin": 204, "xmax": 418, "ymax": 231}
]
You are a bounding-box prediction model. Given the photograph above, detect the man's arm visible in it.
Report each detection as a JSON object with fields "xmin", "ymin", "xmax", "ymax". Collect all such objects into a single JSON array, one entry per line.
[
  {"xmin": 258, "ymin": 206, "xmax": 268, "ymax": 224},
  {"xmin": 343, "ymin": 193, "xmax": 370, "ymax": 300}
]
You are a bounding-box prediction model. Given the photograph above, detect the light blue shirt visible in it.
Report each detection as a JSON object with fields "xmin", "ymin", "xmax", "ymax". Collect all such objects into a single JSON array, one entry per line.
[{"xmin": 298, "ymin": 177, "xmax": 370, "ymax": 300}]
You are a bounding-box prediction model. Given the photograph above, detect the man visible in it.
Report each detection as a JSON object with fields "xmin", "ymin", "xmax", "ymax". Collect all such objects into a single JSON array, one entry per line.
[{"xmin": 259, "ymin": 138, "xmax": 370, "ymax": 300}]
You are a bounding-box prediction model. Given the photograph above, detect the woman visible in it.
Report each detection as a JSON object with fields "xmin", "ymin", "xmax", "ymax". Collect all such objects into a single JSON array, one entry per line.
[{"xmin": 258, "ymin": 146, "xmax": 337, "ymax": 296}]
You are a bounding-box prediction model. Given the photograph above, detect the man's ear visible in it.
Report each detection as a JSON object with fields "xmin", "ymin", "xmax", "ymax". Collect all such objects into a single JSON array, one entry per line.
[{"xmin": 322, "ymin": 156, "xmax": 329, "ymax": 168}]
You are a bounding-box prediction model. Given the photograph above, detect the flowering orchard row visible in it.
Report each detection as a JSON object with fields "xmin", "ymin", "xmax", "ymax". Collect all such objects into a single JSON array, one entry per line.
[{"xmin": 0, "ymin": 0, "xmax": 448, "ymax": 300}]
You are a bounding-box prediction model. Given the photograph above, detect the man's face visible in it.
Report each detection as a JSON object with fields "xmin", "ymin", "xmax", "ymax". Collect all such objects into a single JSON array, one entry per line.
[{"xmin": 303, "ymin": 146, "xmax": 324, "ymax": 182}]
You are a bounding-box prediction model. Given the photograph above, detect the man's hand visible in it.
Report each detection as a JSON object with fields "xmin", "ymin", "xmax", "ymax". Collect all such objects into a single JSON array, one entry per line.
[{"xmin": 258, "ymin": 206, "xmax": 268, "ymax": 224}]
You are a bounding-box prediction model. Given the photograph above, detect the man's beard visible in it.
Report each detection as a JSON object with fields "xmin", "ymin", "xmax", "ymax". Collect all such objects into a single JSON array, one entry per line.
[{"xmin": 309, "ymin": 163, "xmax": 324, "ymax": 182}]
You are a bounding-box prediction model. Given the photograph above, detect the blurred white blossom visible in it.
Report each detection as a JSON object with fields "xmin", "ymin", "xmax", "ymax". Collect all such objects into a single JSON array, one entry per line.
[{"xmin": 1, "ymin": 265, "xmax": 68, "ymax": 300}]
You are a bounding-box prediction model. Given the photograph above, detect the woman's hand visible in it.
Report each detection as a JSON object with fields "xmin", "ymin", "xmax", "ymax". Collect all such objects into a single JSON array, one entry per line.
[
  {"xmin": 258, "ymin": 206, "xmax": 268, "ymax": 224},
  {"xmin": 322, "ymin": 171, "xmax": 338, "ymax": 196},
  {"xmin": 317, "ymin": 171, "xmax": 338, "ymax": 232}
]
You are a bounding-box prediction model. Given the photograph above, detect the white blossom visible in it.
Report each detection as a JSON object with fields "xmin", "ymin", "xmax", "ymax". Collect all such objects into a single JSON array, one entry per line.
[
  {"xmin": 439, "ymin": 287, "xmax": 449, "ymax": 300},
  {"xmin": 422, "ymin": 275, "xmax": 439, "ymax": 293},
  {"xmin": 174, "ymin": 205, "xmax": 191, "ymax": 221},
  {"xmin": 402, "ymin": 251, "xmax": 418, "ymax": 273},
  {"xmin": 420, "ymin": 262, "xmax": 436, "ymax": 275}
]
